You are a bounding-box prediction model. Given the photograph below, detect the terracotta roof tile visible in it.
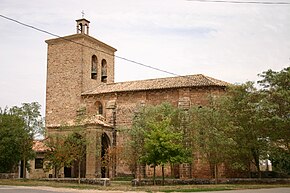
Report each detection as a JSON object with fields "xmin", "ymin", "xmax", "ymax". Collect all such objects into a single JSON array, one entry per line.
[
  {"xmin": 46, "ymin": 115, "xmax": 112, "ymax": 128},
  {"xmin": 33, "ymin": 140, "xmax": 48, "ymax": 152},
  {"xmin": 82, "ymin": 74, "xmax": 229, "ymax": 95}
]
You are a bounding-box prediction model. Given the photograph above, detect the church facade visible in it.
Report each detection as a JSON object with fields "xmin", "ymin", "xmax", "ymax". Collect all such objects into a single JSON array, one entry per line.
[{"xmin": 44, "ymin": 18, "xmax": 229, "ymax": 179}]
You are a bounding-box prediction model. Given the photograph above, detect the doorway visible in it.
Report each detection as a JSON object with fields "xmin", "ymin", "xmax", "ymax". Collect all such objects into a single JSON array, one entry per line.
[
  {"xmin": 64, "ymin": 167, "xmax": 72, "ymax": 177},
  {"xmin": 101, "ymin": 133, "xmax": 110, "ymax": 178}
]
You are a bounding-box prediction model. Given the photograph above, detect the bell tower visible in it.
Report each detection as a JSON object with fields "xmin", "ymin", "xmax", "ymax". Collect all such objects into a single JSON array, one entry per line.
[
  {"xmin": 45, "ymin": 18, "xmax": 117, "ymax": 128},
  {"xmin": 76, "ymin": 18, "xmax": 90, "ymax": 35}
]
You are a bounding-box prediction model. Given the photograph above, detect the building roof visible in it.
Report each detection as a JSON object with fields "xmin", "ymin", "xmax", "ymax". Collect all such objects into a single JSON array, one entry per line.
[
  {"xmin": 33, "ymin": 140, "xmax": 48, "ymax": 152},
  {"xmin": 82, "ymin": 74, "xmax": 229, "ymax": 95},
  {"xmin": 45, "ymin": 33, "xmax": 117, "ymax": 52},
  {"xmin": 46, "ymin": 115, "xmax": 112, "ymax": 128}
]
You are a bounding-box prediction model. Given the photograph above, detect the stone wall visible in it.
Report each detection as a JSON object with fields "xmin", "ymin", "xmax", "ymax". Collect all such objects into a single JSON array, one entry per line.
[
  {"xmin": 0, "ymin": 173, "xmax": 18, "ymax": 179},
  {"xmin": 83, "ymin": 86, "xmax": 226, "ymax": 178},
  {"xmin": 45, "ymin": 34, "xmax": 116, "ymax": 127}
]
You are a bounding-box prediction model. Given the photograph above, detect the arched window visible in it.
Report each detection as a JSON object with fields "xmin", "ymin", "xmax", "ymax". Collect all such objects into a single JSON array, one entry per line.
[
  {"xmin": 78, "ymin": 23, "xmax": 83, "ymax": 33},
  {"xmin": 101, "ymin": 59, "xmax": 107, "ymax": 83},
  {"xmin": 95, "ymin": 101, "xmax": 103, "ymax": 115},
  {"xmin": 91, "ymin": 55, "xmax": 97, "ymax": 79}
]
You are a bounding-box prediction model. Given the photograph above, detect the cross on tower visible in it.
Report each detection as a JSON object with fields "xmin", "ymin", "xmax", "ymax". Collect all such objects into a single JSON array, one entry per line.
[{"xmin": 81, "ymin": 10, "xmax": 85, "ymax": 18}]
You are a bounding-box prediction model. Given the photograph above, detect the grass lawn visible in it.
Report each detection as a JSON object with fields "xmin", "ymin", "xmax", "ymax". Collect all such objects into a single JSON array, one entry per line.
[{"xmin": 0, "ymin": 179, "xmax": 289, "ymax": 192}]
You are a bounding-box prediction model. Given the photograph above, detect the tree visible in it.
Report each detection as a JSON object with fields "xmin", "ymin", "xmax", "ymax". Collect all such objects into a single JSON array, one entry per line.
[
  {"xmin": 128, "ymin": 103, "xmax": 190, "ymax": 185},
  {"xmin": 9, "ymin": 102, "xmax": 44, "ymax": 138},
  {"xmin": 189, "ymin": 98, "xmax": 235, "ymax": 184},
  {"xmin": 0, "ymin": 110, "xmax": 31, "ymax": 173},
  {"xmin": 219, "ymin": 83, "xmax": 271, "ymax": 178},
  {"xmin": 45, "ymin": 134, "xmax": 72, "ymax": 178},
  {"xmin": 65, "ymin": 132, "xmax": 87, "ymax": 184},
  {"xmin": 141, "ymin": 118, "xmax": 189, "ymax": 185},
  {"xmin": 258, "ymin": 67, "xmax": 290, "ymax": 174},
  {"xmin": 45, "ymin": 130, "xmax": 87, "ymax": 183},
  {"xmin": 8, "ymin": 102, "xmax": 43, "ymax": 178}
]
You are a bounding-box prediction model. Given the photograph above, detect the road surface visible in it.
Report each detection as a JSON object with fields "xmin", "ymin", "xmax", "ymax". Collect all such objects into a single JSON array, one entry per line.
[{"xmin": 0, "ymin": 186, "xmax": 289, "ymax": 193}]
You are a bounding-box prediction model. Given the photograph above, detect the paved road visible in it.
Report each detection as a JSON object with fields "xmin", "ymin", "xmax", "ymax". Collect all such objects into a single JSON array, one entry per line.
[{"xmin": 0, "ymin": 186, "xmax": 289, "ymax": 193}]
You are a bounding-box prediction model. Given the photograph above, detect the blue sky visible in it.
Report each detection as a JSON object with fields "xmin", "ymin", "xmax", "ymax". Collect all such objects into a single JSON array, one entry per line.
[{"xmin": 0, "ymin": 0, "xmax": 289, "ymax": 116}]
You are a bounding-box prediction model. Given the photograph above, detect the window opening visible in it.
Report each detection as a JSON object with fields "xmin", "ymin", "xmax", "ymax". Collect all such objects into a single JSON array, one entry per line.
[
  {"xmin": 95, "ymin": 101, "xmax": 103, "ymax": 115},
  {"xmin": 35, "ymin": 158, "xmax": 43, "ymax": 169},
  {"xmin": 91, "ymin": 55, "xmax": 97, "ymax": 79},
  {"xmin": 101, "ymin": 59, "xmax": 107, "ymax": 83}
]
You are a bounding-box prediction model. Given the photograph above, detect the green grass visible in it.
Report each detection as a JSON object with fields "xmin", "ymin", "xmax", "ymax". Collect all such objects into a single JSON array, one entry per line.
[
  {"xmin": 161, "ymin": 187, "xmax": 232, "ymax": 192},
  {"xmin": 0, "ymin": 179, "xmax": 289, "ymax": 192}
]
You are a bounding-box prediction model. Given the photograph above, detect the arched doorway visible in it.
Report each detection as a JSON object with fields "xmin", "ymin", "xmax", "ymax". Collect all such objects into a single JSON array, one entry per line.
[{"xmin": 101, "ymin": 133, "xmax": 110, "ymax": 178}]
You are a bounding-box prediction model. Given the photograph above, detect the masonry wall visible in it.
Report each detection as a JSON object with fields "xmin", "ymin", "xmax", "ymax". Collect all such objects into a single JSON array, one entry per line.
[
  {"xmin": 45, "ymin": 34, "xmax": 115, "ymax": 127},
  {"xmin": 83, "ymin": 86, "xmax": 226, "ymax": 178}
]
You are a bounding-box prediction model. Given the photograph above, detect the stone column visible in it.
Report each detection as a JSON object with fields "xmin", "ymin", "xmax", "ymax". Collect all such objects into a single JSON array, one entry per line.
[
  {"xmin": 85, "ymin": 127, "xmax": 97, "ymax": 178},
  {"xmin": 95, "ymin": 132, "xmax": 102, "ymax": 177}
]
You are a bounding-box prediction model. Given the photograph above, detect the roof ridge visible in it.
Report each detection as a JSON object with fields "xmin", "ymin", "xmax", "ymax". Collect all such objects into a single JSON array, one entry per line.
[
  {"xmin": 200, "ymin": 74, "xmax": 217, "ymax": 85},
  {"xmin": 82, "ymin": 74, "xmax": 229, "ymax": 95},
  {"xmin": 108, "ymin": 74, "xmax": 206, "ymax": 85}
]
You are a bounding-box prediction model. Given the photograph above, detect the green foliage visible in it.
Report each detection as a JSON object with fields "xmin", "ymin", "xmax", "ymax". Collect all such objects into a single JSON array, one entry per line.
[
  {"xmin": 258, "ymin": 67, "xmax": 290, "ymax": 174},
  {"xmin": 189, "ymin": 96, "xmax": 235, "ymax": 183},
  {"xmin": 141, "ymin": 118, "xmax": 190, "ymax": 166},
  {"xmin": 220, "ymin": 83, "xmax": 269, "ymax": 174},
  {"xmin": 0, "ymin": 109, "xmax": 34, "ymax": 173},
  {"xmin": 9, "ymin": 102, "xmax": 44, "ymax": 138},
  {"xmin": 45, "ymin": 130, "xmax": 87, "ymax": 180},
  {"xmin": 128, "ymin": 103, "xmax": 191, "ymax": 183}
]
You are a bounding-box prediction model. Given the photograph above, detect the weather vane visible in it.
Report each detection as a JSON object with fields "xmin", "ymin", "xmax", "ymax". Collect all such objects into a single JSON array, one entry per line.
[{"xmin": 81, "ymin": 10, "xmax": 85, "ymax": 18}]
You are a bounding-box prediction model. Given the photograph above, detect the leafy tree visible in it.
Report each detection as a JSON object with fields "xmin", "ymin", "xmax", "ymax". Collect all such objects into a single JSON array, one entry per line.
[
  {"xmin": 189, "ymin": 98, "xmax": 234, "ymax": 184},
  {"xmin": 141, "ymin": 118, "xmax": 189, "ymax": 185},
  {"xmin": 45, "ymin": 134, "xmax": 72, "ymax": 178},
  {"xmin": 8, "ymin": 102, "xmax": 43, "ymax": 178},
  {"xmin": 258, "ymin": 67, "xmax": 290, "ymax": 174},
  {"xmin": 0, "ymin": 104, "xmax": 38, "ymax": 177},
  {"xmin": 220, "ymin": 83, "xmax": 269, "ymax": 178},
  {"xmin": 128, "ymin": 103, "xmax": 190, "ymax": 185},
  {"xmin": 9, "ymin": 102, "xmax": 44, "ymax": 138},
  {"xmin": 0, "ymin": 110, "xmax": 31, "ymax": 173},
  {"xmin": 45, "ymin": 130, "xmax": 87, "ymax": 183},
  {"xmin": 65, "ymin": 132, "xmax": 87, "ymax": 183}
]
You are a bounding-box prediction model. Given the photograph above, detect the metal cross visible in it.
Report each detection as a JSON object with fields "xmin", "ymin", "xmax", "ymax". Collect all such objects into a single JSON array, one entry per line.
[{"xmin": 81, "ymin": 10, "xmax": 85, "ymax": 18}]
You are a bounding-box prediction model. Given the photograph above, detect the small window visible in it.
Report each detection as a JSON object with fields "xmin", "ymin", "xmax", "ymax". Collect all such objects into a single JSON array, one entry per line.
[
  {"xmin": 91, "ymin": 55, "xmax": 97, "ymax": 79},
  {"xmin": 35, "ymin": 158, "xmax": 43, "ymax": 169},
  {"xmin": 101, "ymin": 59, "xmax": 107, "ymax": 83},
  {"xmin": 95, "ymin": 101, "xmax": 103, "ymax": 115},
  {"xmin": 78, "ymin": 23, "xmax": 83, "ymax": 33}
]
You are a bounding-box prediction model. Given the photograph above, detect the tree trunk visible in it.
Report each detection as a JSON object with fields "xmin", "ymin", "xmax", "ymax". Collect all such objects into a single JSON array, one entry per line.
[
  {"xmin": 214, "ymin": 163, "xmax": 218, "ymax": 184},
  {"xmin": 252, "ymin": 148, "xmax": 261, "ymax": 178},
  {"xmin": 78, "ymin": 160, "xmax": 81, "ymax": 184},
  {"xmin": 23, "ymin": 158, "xmax": 26, "ymax": 179},
  {"xmin": 162, "ymin": 165, "xmax": 165, "ymax": 186},
  {"xmin": 153, "ymin": 165, "xmax": 156, "ymax": 185}
]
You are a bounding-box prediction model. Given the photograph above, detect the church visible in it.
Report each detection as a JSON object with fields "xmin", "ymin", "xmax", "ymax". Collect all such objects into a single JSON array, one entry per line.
[{"xmin": 41, "ymin": 18, "xmax": 229, "ymax": 179}]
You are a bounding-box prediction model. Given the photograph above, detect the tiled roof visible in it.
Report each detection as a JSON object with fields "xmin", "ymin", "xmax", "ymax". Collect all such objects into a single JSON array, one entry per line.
[
  {"xmin": 82, "ymin": 74, "xmax": 229, "ymax": 95},
  {"xmin": 46, "ymin": 115, "xmax": 112, "ymax": 128},
  {"xmin": 33, "ymin": 140, "xmax": 48, "ymax": 152}
]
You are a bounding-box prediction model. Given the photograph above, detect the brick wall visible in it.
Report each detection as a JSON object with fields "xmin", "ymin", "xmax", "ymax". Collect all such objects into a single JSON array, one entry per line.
[
  {"xmin": 82, "ymin": 86, "xmax": 225, "ymax": 177},
  {"xmin": 45, "ymin": 34, "xmax": 116, "ymax": 128}
]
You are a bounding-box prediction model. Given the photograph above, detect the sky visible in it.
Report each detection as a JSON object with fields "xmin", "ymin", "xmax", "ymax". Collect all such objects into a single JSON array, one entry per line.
[{"xmin": 0, "ymin": 0, "xmax": 289, "ymax": 116}]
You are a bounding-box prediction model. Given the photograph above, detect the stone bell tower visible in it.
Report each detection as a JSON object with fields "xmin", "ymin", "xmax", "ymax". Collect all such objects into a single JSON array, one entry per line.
[
  {"xmin": 76, "ymin": 18, "xmax": 90, "ymax": 35},
  {"xmin": 45, "ymin": 18, "xmax": 117, "ymax": 129}
]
